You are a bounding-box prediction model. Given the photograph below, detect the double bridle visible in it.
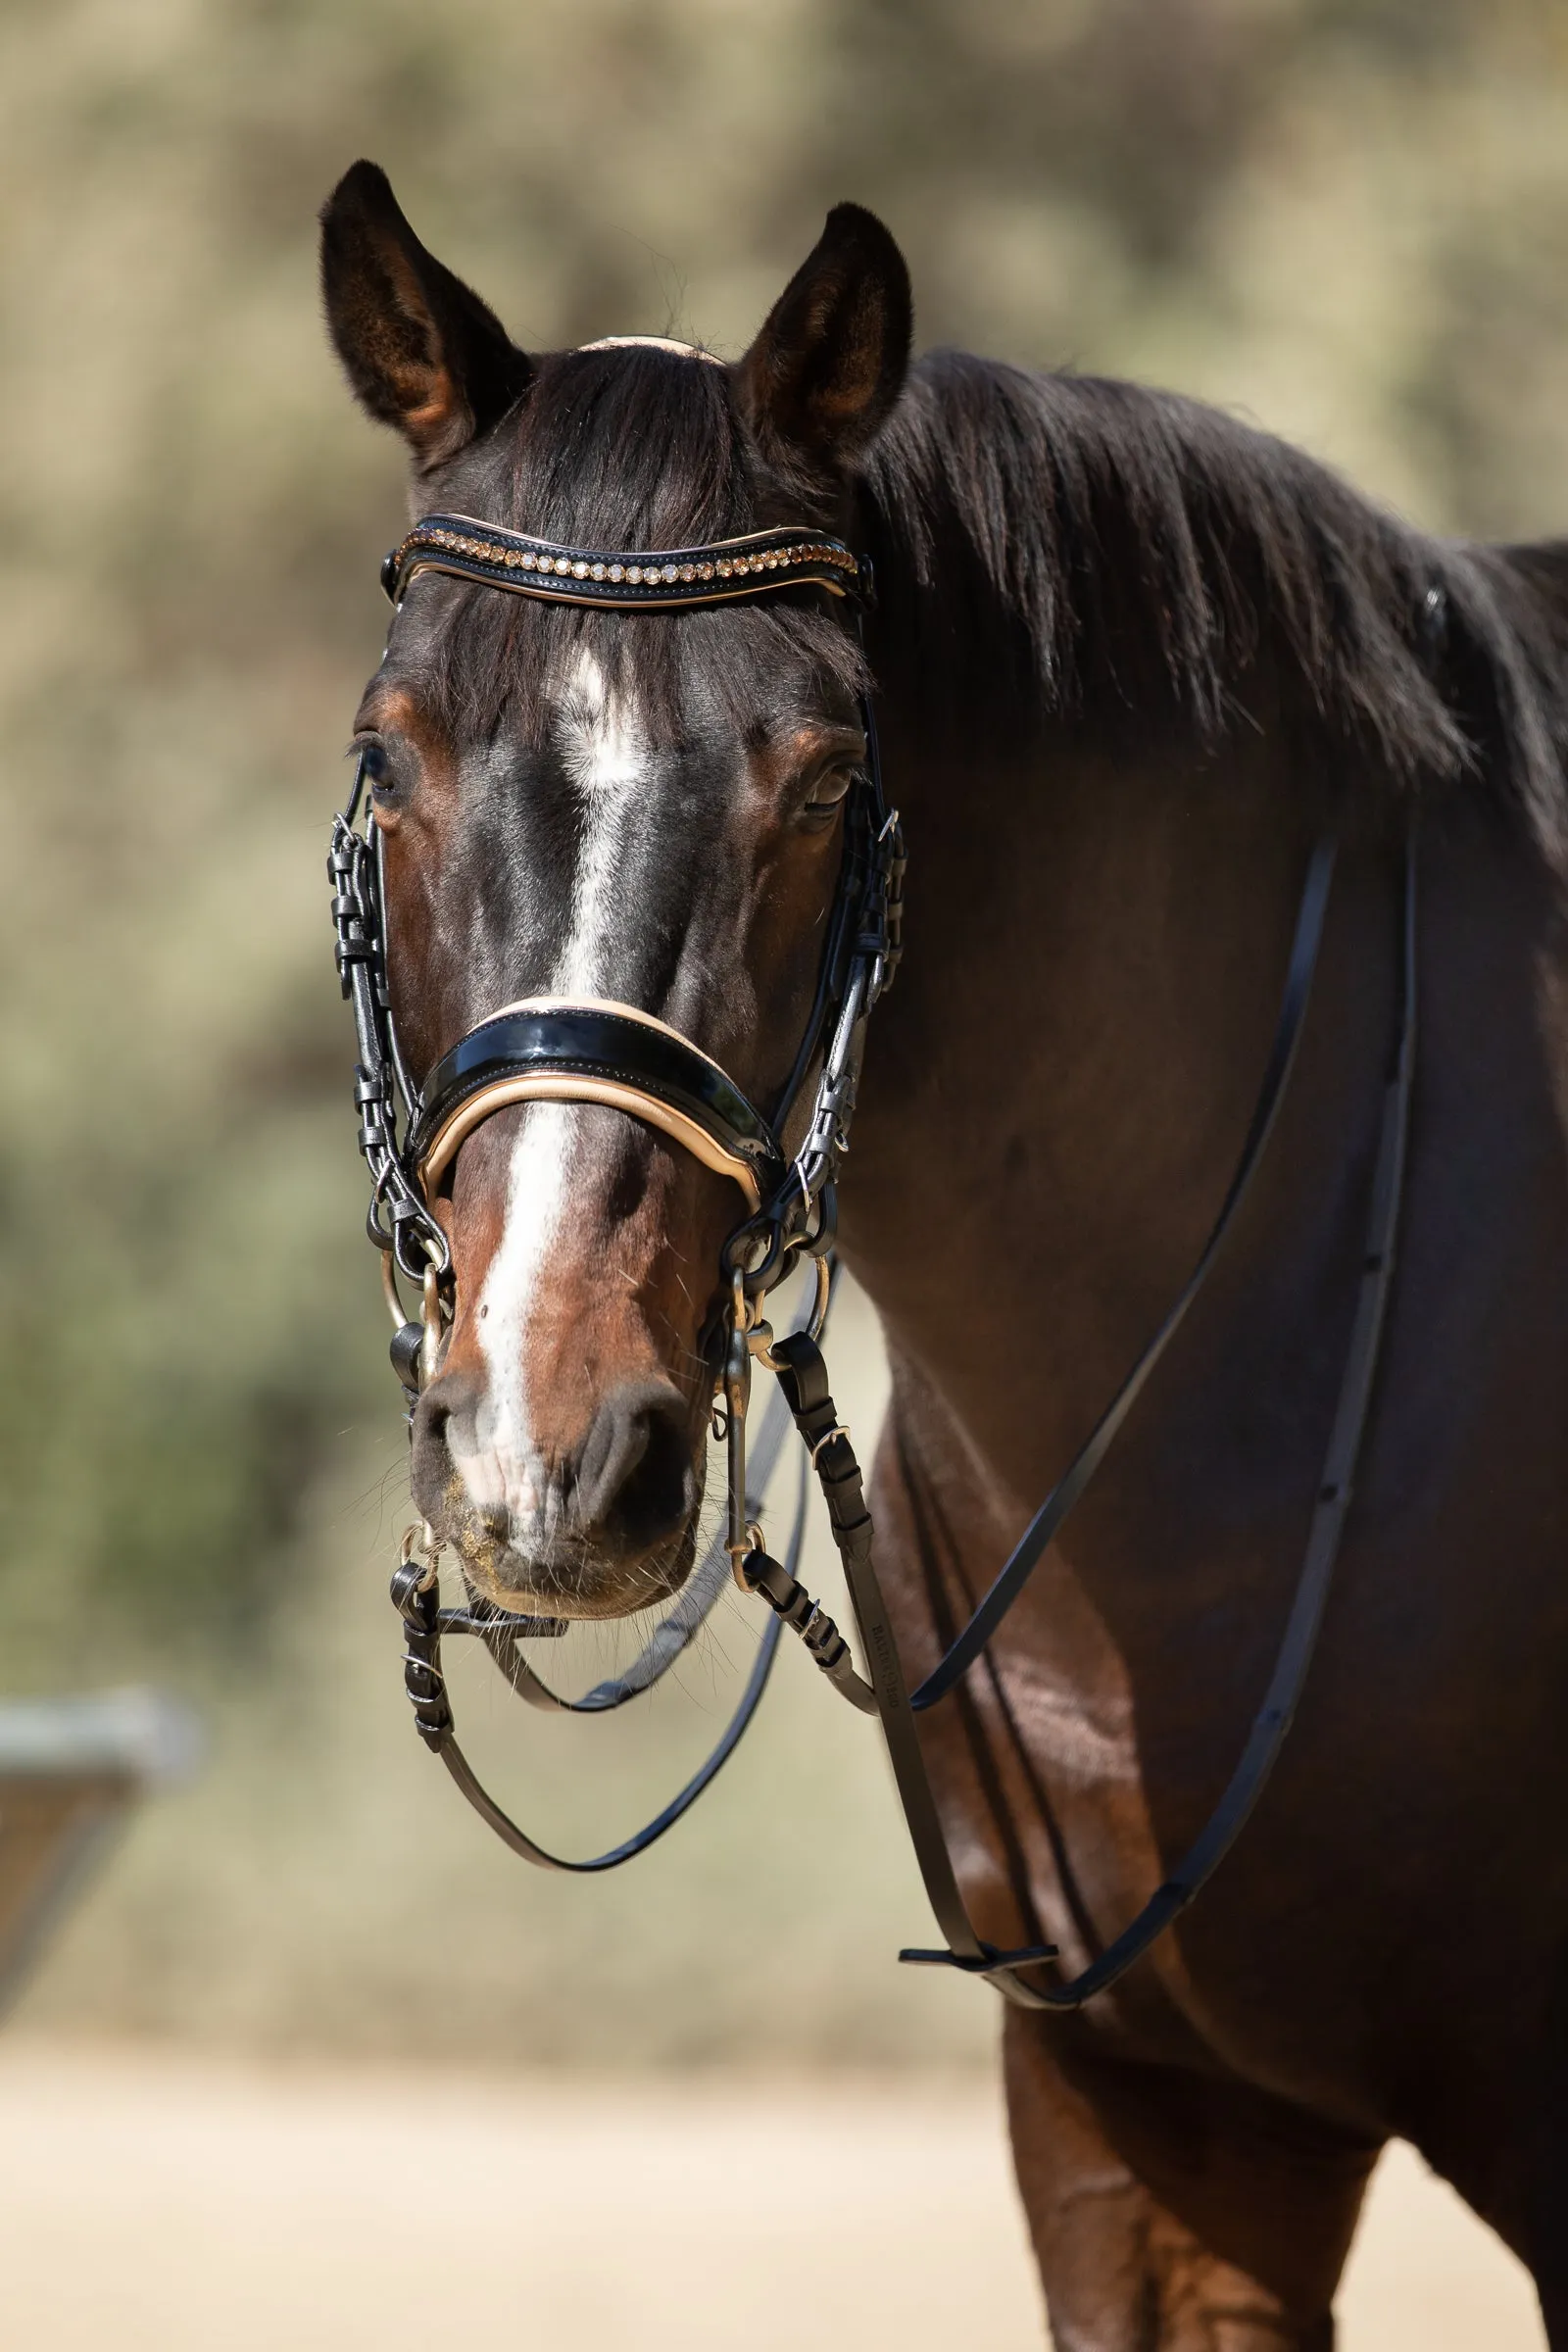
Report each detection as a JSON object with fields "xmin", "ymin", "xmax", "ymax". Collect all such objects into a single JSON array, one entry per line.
[{"xmin": 330, "ymin": 503, "xmax": 1418, "ymax": 2009}]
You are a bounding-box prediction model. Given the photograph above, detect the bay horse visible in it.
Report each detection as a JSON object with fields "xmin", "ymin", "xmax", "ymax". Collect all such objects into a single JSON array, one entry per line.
[{"xmin": 319, "ymin": 160, "xmax": 1568, "ymax": 2344}]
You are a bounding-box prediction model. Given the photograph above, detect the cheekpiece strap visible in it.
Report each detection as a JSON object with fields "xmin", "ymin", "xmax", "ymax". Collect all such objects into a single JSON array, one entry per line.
[{"xmin": 381, "ymin": 514, "xmax": 865, "ymax": 611}]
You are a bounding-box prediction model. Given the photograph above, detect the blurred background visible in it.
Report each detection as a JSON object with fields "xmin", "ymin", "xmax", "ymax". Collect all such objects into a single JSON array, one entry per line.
[{"xmin": 0, "ymin": 1, "xmax": 1562, "ymax": 2342}]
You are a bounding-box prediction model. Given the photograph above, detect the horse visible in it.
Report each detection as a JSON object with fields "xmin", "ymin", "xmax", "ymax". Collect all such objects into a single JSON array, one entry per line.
[{"xmin": 319, "ymin": 159, "xmax": 1568, "ymax": 2345}]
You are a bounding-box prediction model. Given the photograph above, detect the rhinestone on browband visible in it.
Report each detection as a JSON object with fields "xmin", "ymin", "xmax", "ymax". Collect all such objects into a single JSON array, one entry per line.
[{"xmin": 381, "ymin": 513, "xmax": 866, "ymax": 611}]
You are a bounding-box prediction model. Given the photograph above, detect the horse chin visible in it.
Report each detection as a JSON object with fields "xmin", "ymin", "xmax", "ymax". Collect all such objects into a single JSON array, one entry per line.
[{"xmin": 452, "ymin": 1520, "xmax": 698, "ymax": 1623}]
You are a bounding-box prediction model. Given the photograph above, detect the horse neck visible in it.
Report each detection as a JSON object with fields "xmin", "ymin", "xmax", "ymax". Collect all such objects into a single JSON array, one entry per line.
[{"xmin": 841, "ymin": 690, "xmax": 1393, "ymax": 1498}]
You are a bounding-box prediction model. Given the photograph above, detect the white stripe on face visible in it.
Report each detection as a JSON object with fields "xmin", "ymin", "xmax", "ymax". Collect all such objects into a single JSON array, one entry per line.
[{"xmin": 454, "ymin": 651, "xmax": 652, "ymax": 1533}]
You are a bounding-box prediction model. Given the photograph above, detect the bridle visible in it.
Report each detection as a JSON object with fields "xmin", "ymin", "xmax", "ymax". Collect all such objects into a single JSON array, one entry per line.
[{"xmin": 329, "ymin": 502, "xmax": 1418, "ymax": 2009}]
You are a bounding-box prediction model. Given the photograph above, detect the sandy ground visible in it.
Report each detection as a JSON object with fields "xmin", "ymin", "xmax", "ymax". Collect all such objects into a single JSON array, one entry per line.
[{"xmin": 0, "ymin": 2047, "xmax": 1543, "ymax": 2349}]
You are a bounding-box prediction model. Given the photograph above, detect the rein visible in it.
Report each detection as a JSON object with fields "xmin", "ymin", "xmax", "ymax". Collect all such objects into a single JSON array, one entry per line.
[{"xmin": 330, "ymin": 506, "xmax": 1416, "ymax": 2008}]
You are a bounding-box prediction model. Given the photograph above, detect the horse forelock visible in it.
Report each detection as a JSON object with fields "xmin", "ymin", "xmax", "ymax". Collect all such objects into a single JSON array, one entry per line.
[{"xmin": 394, "ymin": 340, "xmax": 866, "ymax": 758}]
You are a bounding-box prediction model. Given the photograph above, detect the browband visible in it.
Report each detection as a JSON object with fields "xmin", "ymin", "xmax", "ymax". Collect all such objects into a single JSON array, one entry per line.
[
  {"xmin": 381, "ymin": 514, "xmax": 866, "ymax": 611},
  {"xmin": 408, "ymin": 999, "xmax": 785, "ymax": 1212}
]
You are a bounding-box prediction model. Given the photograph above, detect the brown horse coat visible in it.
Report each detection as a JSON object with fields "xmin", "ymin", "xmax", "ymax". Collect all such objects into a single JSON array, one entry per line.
[{"xmin": 321, "ymin": 164, "xmax": 1568, "ymax": 2343}]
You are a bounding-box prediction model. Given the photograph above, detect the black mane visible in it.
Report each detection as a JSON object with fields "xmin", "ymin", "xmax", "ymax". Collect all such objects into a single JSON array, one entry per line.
[
  {"xmin": 418, "ymin": 339, "xmax": 1568, "ymax": 858},
  {"xmin": 861, "ymin": 350, "xmax": 1568, "ymax": 856},
  {"xmin": 416, "ymin": 343, "xmax": 866, "ymax": 749}
]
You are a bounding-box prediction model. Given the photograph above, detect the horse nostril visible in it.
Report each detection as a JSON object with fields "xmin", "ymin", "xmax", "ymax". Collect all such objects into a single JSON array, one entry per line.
[
  {"xmin": 409, "ymin": 1370, "xmax": 477, "ymax": 1515},
  {"xmin": 578, "ymin": 1382, "xmax": 697, "ymax": 1557}
]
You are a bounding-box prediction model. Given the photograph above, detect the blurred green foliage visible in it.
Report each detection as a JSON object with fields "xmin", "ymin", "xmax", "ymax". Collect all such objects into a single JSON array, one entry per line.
[{"xmin": 4, "ymin": 0, "xmax": 1568, "ymax": 2058}]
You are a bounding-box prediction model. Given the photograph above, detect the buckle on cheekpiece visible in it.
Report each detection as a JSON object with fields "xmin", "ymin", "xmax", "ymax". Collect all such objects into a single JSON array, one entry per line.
[{"xmin": 899, "ymin": 1941, "xmax": 1060, "ymax": 1976}]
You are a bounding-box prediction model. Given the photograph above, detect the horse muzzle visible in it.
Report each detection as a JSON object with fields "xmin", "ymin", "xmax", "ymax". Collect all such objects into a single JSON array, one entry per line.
[{"xmin": 410, "ymin": 1360, "xmax": 705, "ymax": 1618}]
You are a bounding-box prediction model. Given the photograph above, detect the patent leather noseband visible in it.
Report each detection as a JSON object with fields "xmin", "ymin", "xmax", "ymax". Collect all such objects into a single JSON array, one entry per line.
[{"xmin": 409, "ymin": 998, "xmax": 785, "ymax": 1212}]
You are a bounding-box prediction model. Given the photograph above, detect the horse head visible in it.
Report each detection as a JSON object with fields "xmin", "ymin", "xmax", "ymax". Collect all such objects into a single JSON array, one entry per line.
[{"xmin": 320, "ymin": 162, "xmax": 910, "ymax": 1620}]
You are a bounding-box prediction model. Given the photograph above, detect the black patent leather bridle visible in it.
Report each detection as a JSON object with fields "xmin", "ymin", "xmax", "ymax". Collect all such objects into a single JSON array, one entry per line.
[{"xmin": 329, "ymin": 503, "xmax": 1418, "ymax": 2009}]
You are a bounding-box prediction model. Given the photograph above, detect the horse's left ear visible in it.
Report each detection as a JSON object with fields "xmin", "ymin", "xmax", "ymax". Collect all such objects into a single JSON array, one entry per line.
[{"xmin": 736, "ymin": 204, "xmax": 912, "ymax": 479}]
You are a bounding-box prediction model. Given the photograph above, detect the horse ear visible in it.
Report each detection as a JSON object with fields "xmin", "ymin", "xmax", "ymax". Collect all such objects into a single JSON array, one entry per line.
[
  {"xmin": 319, "ymin": 161, "xmax": 531, "ymax": 472},
  {"xmin": 736, "ymin": 204, "xmax": 912, "ymax": 478}
]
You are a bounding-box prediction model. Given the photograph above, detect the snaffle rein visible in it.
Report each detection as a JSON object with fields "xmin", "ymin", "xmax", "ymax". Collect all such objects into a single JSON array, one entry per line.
[{"xmin": 329, "ymin": 506, "xmax": 1416, "ymax": 2010}]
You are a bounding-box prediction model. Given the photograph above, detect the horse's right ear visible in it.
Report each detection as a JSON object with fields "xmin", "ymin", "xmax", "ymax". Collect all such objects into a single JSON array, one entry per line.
[
  {"xmin": 736, "ymin": 205, "xmax": 912, "ymax": 483},
  {"xmin": 319, "ymin": 161, "xmax": 531, "ymax": 472}
]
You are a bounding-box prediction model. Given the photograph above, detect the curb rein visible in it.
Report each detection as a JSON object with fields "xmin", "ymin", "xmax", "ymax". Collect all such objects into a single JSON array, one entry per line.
[{"xmin": 329, "ymin": 508, "xmax": 1417, "ymax": 2010}]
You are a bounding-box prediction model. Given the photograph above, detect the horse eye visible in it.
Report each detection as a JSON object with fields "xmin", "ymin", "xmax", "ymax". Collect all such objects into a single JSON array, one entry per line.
[
  {"xmin": 804, "ymin": 762, "xmax": 858, "ymax": 815},
  {"xmin": 359, "ymin": 741, "xmax": 392, "ymax": 790}
]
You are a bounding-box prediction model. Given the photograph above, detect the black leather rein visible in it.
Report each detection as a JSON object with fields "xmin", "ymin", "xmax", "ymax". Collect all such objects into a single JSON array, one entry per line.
[{"xmin": 332, "ymin": 503, "xmax": 1418, "ymax": 2011}]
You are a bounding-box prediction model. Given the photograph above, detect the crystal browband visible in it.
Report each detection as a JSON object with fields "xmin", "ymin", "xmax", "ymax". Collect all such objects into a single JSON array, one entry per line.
[{"xmin": 381, "ymin": 514, "xmax": 866, "ymax": 611}]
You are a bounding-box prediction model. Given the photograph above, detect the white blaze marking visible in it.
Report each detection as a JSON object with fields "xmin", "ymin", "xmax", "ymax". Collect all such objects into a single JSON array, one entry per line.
[{"xmin": 456, "ymin": 651, "xmax": 651, "ymax": 1532}]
